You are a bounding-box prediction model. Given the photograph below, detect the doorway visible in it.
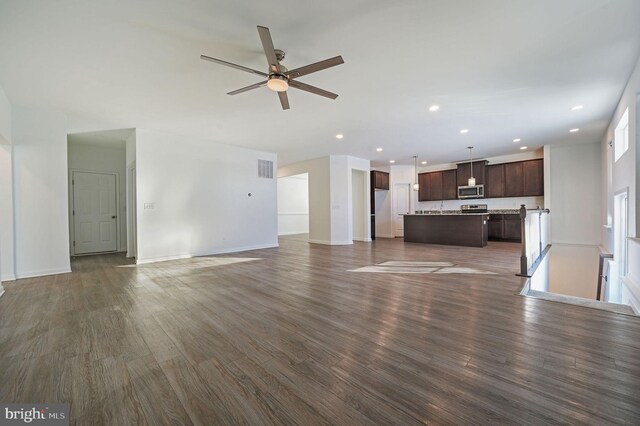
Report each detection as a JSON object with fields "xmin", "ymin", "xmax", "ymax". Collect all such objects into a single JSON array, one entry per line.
[
  {"xmin": 71, "ymin": 171, "xmax": 118, "ymax": 254},
  {"xmin": 393, "ymin": 183, "xmax": 411, "ymax": 237},
  {"xmin": 277, "ymin": 173, "xmax": 309, "ymax": 238},
  {"xmin": 611, "ymin": 189, "xmax": 629, "ymax": 303},
  {"xmin": 67, "ymin": 129, "xmax": 132, "ymax": 257}
]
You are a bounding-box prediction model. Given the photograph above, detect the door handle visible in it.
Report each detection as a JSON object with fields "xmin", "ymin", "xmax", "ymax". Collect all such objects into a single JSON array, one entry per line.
[{"xmin": 112, "ymin": 216, "xmax": 117, "ymax": 219}]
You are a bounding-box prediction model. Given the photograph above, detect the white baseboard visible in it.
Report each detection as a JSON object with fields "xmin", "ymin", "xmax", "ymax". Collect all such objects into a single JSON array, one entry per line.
[
  {"xmin": 375, "ymin": 234, "xmax": 395, "ymax": 239},
  {"xmin": 136, "ymin": 242, "xmax": 279, "ymax": 265},
  {"xmin": 353, "ymin": 238, "xmax": 372, "ymax": 242},
  {"xmin": 308, "ymin": 239, "xmax": 353, "ymax": 246},
  {"xmin": 622, "ymin": 273, "xmax": 640, "ymax": 315},
  {"xmin": 0, "ymin": 284, "xmax": 4, "ymax": 298},
  {"xmin": 550, "ymin": 241, "xmax": 600, "ymax": 247},
  {"xmin": 278, "ymin": 231, "xmax": 310, "ymax": 236},
  {"xmin": 136, "ymin": 253, "xmax": 193, "ymax": 265},
  {"xmin": 1, "ymin": 273, "xmax": 16, "ymax": 282},
  {"xmin": 15, "ymin": 267, "xmax": 72, "ymax": 279}
]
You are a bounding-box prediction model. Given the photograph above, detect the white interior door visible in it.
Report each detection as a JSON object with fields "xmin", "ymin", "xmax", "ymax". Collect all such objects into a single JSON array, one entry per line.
[
  {"xmin": 393, "ymin": 183, "xmax": 410, "ymax": 237},
  {"xmin": 73, "ymin": 171, "xmax": 118, "ymax": 254}
]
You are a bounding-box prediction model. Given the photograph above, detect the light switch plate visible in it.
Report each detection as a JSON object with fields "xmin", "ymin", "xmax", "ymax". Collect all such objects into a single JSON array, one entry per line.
[{"xmin": 144, "ymin": 203, "xmax": 155, "ymax": 210}]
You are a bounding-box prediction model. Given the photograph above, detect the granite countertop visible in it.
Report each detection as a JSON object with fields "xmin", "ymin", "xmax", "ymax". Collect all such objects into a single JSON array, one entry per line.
[
  {"xmin": 488, "ymin": 209, "xmax": 521, "ymax": 214},
  {"xmin": 404, "ymin": 209, "xmax": 521, "ymax": 216},
  {"xmin": 403, "ymin": 212, "xmax": 489, "ymax": 216}
]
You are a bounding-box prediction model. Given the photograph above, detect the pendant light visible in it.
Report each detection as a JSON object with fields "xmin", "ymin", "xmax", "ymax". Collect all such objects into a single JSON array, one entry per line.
[
  {"xmin": 413, "ymin": 155, "xmax": 420, "ymax": 191},
  {"xmin": 467, "ymin": 146, "xmax": 476, "ymax": 186}
]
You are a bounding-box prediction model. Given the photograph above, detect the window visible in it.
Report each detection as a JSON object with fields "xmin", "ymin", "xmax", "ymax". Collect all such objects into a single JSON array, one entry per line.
[{"xmin": 614, "ymin": 108, "xmax": 629, "ymax": 162}]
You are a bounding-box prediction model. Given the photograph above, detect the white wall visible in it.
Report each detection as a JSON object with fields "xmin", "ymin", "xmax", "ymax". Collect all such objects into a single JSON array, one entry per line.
[
  {"xmin": 68, "ymin": 141, "xmax": 127, "ymax": 252},
  {"xmin": 0, "ymin": 85, "xmax": 13, "ymax": 285},
  {"xmin": 600, "ymin": 54, "xmax": 640, "ymax": 312},
  {"xmin": 135, "ymin": 129, "xmax": 278, "ymax": 264},
  {"xmin": 277, "ymin": 173, "xmax": 309, "ymax": 236},
  {"xmin": 548, "ymin": 141, "xmax": 602, "ymax": 245},
  {"xmin": 12, "ymin": 106, "xmax": 71, "ymax": 278},
  {"xmin": 351, "ymin": 169, "xmax": 366, "ymax": 241},
  {"xmin": 279, "ymin": 157, "xmax": 331, "ymax": 244},
  {"xmin": 125, "ymin": 130, "xmax": 137, "ymax": 258}
]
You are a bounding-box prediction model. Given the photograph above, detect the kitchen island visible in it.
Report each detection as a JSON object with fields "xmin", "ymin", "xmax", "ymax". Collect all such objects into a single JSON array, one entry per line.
[{"xmin": 403, "ymin": 213, "xmax": 490, "ymax": 247}]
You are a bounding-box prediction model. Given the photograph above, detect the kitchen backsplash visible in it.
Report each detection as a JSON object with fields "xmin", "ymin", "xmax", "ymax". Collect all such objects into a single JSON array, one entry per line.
[{"xmin": 417, "ymin": 196, "xmax": 544, "ymax": 211}]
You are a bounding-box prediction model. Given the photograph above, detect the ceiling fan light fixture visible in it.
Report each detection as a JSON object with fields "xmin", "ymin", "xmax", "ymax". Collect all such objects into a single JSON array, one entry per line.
[{"xmin": 267, "ymin": 75, "xmax": 289, "ymax": 92}]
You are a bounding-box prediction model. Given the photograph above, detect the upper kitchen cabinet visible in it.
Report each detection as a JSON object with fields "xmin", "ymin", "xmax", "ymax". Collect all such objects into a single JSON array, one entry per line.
[
  {"xmin": 456, "ymin": 160, "xmax": 487, "ymax": 187},
  {"xmin": 418, "ymin": 171, "xmax": 443, "ymax": 201},
  {"xmin": 504, "ymin": 162, "xmax": 524, "ymax": 197},
  {"xmin": 371, "ymin": 170, "xmax": 390, "ymax": 190},
  {"xmin": 416, "ymin": 158, "xmax": 543, "ymax": 201},
  {"xmin": 442, "ymin": 169, "xmax": 458, "ymax": 200},
  {"xmin": 486, "ymin": 164, "xmax": 505, "ymax": 198},
  {"xmin": 523, "ymin": 159, "xmax": 544, "ymax": 196},
  {"xmin": 504, "ymin": 159, "xmax": 544, "ymax": 197}
]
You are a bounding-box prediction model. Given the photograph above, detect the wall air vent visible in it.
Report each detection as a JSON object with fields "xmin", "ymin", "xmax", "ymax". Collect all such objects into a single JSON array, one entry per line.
[{"xmin": 258, "ymin": 159, "xmax": 274, "ymax": 179}]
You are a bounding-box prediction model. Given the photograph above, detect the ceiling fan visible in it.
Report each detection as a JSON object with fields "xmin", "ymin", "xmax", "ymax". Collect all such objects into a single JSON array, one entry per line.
[{"xmin": 201, "ymin": 26, "xmax": 344, "ymax": 110}]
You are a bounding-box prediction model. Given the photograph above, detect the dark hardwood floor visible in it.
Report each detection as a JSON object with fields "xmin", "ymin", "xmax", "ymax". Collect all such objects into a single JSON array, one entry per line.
[{"xmin": 1, "ymin": 237, "xmax": 639, "ymax": 425}]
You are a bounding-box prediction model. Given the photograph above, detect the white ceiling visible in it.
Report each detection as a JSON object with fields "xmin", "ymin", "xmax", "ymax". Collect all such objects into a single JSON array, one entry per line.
[{"xmin": 1, "ymin": 0, "xmax": 639, "ymax": 166}]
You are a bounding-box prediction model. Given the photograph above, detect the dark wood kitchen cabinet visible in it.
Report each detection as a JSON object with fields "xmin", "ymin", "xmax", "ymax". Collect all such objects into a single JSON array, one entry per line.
[
  {"xmin": 442, "ymin": 169, "xmax": 458, "ymax": 200},
  {"xmin": 503, "ymin": 215, "xmax": 522, "ymax": 240},
  {"xmin": 418, "ymin": 173, "xmax": 429, "ymax": 201},
  {"xmin": 419, "ymin": 170, "xmax": 457, "ymax": 201},
  {"xmin": 418, "ymin": 171, "xmax": 442, "ymax": 201},
  {"xmin": 488, "ymin": 214, "xmax": 504, "ymax": 240},
  {"xmin": 503, "ymin": 159, "xmax": 544, "ymax": 197},
  {"xmin": 456, "ymin": 160, "xmax": 487, "ymax": 187},
  {"xmin": 504, "ymin": 162, "xmax": 524, "ymax": 197},
  {"xmin": 371, "ymin": 170, "xmax": 389, "ymax": 190},
  {"xmin": 485, "ymin": 164, "xmax": 505, "ymax": 198},
  {"xmin": 523, "ymin": 159, "xmax": 544, "ymax": 196},
  {"xmin": 488, "ymin": 214, "xmax": 521, "ymax": 242},
  {"xmin": 416, "ymin": 158, "xmax": 542, "ymax": 201}
]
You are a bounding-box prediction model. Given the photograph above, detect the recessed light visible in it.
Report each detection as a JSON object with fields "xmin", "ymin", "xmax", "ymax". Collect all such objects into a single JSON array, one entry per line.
[
  {"xmin": 520, "ymin": 146, "xmax": 527, "ymax": 150},
  {"xmin": 571, "ymin": 105, "xmax": 583, "ymax": 111},
  {"xmin": 513, "ymin": 138, "xmax": 521, "ymax": 143},
  {"xmin": 429, "ymin": 105, "xmax": 440, "ymax": 112},
  {"xmin": 421, "ymin": 161, "xmax": 427, "ymax": 165},
  {"xmin": 389, "ymin": 160, "xmax": 395, "ymax": 164},
  {"xmin": 335, "ymin": 134, "xmax": 344, "ymax": 139},
  {"xmin": 570, "ymin": 128, "xmax": 580, "ymax": 133},
  {"xmin": 460, "ymin": 129, "xmax": 469, "ymax": 134},
  {"xmin": 376, "ymin": 147, "xmax": 383, "ymax": 152}
]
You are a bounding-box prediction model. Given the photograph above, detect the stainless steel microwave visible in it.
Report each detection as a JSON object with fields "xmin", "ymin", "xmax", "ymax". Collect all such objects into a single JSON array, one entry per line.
[{"xmin": 458, "ymin": 184, "xmax": 485, "ymax": 199}]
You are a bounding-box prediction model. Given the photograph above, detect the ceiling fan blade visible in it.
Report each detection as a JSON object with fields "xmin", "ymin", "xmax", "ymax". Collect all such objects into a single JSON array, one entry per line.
[
  {"xmin": 257, "ymin": 26, "xmax": 281, "ymax": 73},
  {"xmin": 200, "ymin": 55, "xmax": 268, "ymax": 77},
  {"xmin": 286, "ymin": 56, "xmax": 344, "ymax": 79},
  {"xmin": 227, "ymin": 81, "xmax": 267, "ymax": 95},
  {"xmin": 278, "ymin": 91, "xmax": 290, "ymax": 110},
  {"xmin": 289, "ymin": 80, "xmax": 338, "ymax": 100}
]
